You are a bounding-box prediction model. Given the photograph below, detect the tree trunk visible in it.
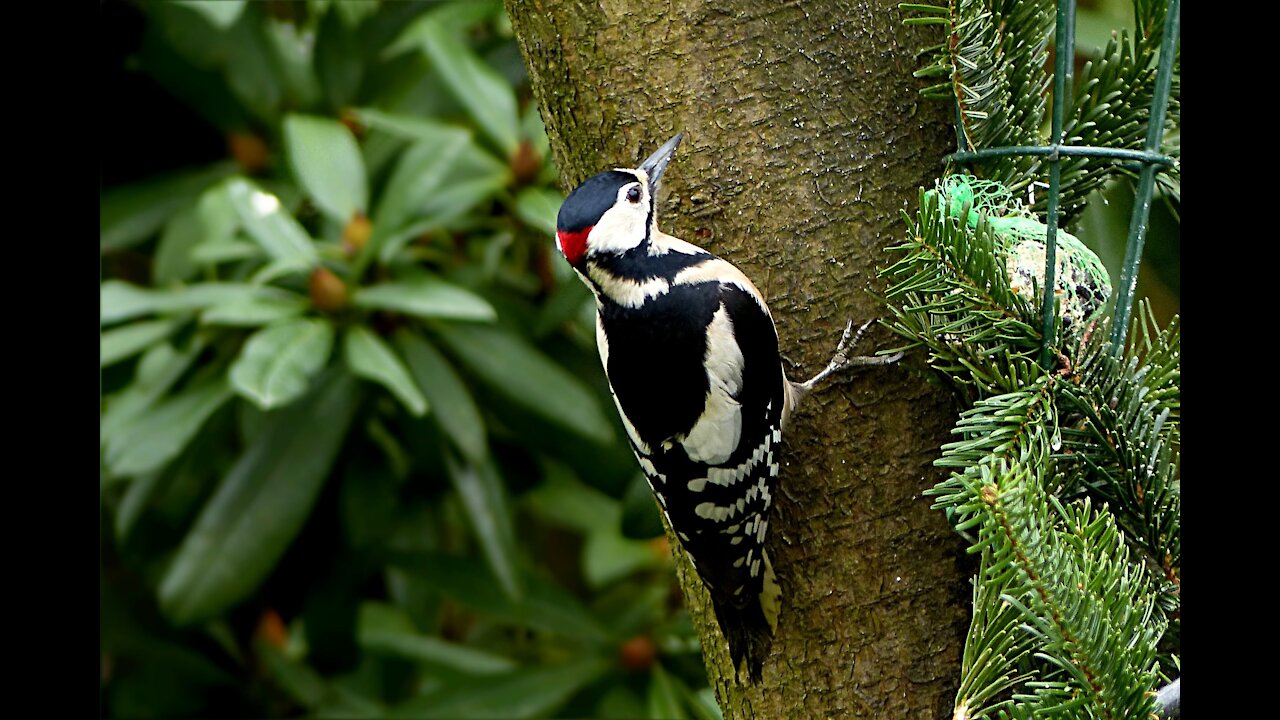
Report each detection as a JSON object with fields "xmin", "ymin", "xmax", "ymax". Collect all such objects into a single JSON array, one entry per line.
[{"xmin": 507, "ymin": 1, "xmax": 970, "ymax": 717}]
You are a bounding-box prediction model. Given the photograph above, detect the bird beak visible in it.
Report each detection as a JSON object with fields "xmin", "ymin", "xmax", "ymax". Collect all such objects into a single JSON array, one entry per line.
[{"xmin": 639, "ymin": 133, "xmax": 683, "ymax": 195}]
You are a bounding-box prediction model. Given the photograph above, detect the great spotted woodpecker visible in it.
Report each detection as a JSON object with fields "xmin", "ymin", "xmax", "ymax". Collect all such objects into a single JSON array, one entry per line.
[{"xmin": 554, "ymin": 134, "xmax": 900, "ymax": 683}]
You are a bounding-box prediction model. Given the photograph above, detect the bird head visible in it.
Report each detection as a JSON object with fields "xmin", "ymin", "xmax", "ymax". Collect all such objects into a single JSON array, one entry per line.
[{"xmin": 555, "ymin": 133, "xmax": 683, "ymax": 268}]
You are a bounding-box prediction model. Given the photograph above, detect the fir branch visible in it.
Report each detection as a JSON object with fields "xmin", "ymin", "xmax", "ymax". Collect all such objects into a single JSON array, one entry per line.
[
  {"xmin": 930, "ymin": 378, "xmax": 1056, "ymax": 518},
  {"xmin": 903, "ymin": 0, "xmax": 1180, "ymax": 221},
  {"xmin": 880, "ymin": 190, "xmax": 1046, "ymax": 399},
  {"xmin": 1045, "ymin": 28, "xmax": 1181, "ymax": 220},
  {"xmin": 983, "ymin": 468, "xmax": 1167, "ymax": 719},
  {"xmin": 1058, "ymin": 302, "xmax": 1180, "ymax": 572}
]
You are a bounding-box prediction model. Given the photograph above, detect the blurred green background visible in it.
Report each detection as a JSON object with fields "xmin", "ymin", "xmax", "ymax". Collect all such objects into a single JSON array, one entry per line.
[
  {"xmin": 99, "ymin": 1, "xmax": 1176, "ymax": 717},
  {"xmin": 100, "ymin": 1, "xmax": 717, "ymax": 717}
]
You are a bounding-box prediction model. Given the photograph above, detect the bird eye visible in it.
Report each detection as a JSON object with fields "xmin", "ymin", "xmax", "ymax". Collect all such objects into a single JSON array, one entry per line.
[{"xmin": 626, "ymin": 185, "xmax": 642, "ymax": 203}]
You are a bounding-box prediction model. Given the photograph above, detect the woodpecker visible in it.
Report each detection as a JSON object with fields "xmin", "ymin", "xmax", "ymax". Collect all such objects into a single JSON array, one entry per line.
[{"xmin": 555, "ymin": 134, "xmax": 900, "ymax": 683}]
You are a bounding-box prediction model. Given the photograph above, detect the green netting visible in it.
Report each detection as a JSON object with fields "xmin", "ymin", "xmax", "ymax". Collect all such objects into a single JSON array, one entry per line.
[{"xmin": 926, "ymin": 174, "xmax": 1111, "ymax": 341}]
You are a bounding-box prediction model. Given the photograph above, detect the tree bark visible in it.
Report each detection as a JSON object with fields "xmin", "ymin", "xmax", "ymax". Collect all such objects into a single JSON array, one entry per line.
[{"xmin": 507, "ymin": 1, "xmax": 970, "ymax": 717}]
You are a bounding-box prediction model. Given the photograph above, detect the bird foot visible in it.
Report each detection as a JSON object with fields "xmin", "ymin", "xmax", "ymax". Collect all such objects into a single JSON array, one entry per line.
[{"xmin": 794, "ymin": 319, "xmax": 903, "ymax": 394}]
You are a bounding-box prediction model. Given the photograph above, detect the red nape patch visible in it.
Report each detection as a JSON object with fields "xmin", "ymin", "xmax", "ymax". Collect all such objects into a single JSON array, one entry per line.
[{"xmin": 556, "ymin": 226, "xmax": 592, "ymax": 267}]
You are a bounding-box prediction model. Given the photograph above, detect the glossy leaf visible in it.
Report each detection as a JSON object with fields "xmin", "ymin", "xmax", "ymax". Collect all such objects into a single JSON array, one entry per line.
[
  {"xmin": 414, "ymin": 138, "xmax": 511, "ymax": 224},
  {"xmin": 153, "ymin": 205, "xmax": 203, "ymax": 284},
  {"xmin": 101, "ymin": 339, "xmax": 206, "ymax": 447},
  {"xmin": 688, "ymin": 686, "xmax": 725, "ymax": 720},
  {"xmin": 100, "ymin": 163, "xmax": 235, "ymax": 251},
  {"xmin": 115, "ymin": 469, "xmax": 165, "ymax": 543},
  {"xmin": 174, "ymin": 0, "xmax": 245, "ymax": 29},
  {"xmin": 344, "ymin": 326, "xmax": 428, "ymax": 416},
  {"xmin": 445, "ymin": 455, "xmax": 522, "ymax": 603},
  {"xmin": 384, "ymin": 0, "xmax": 500, "ymax": 58},
  {"xmin": 101, "ymin": 318, "xmax": 184, "ymax": 367},
  {"xmin": 223, "ymin": 12, "xmax": 282, "ymax": 123},
  {"xmin": 264, "ymin": 21, "xmax": 321, "ymax": 109},
  {"xmin": 102, "ymin": 280, "xmax": 270, "ymax": 325},
  {"xmin": 104, "ymin": 375, "xmax": 233, "ymax": 477},
  {"xmin": 584, "ymin": 523, "xmax": 660, "ymax": 589},
  {"xmin": 158, "ymin": 370, "xmax": 358, "ymax": 624},
  {"xmin": 284, "ymin": 114, "xmax": 367, "ymax": 223},
  {"xmin": 432, "ymin": 323, "xmax": 614, "ymax": 444},
  {"xmin": 358, "ymin": 602, "xmax": 515, "ymax": 674},
  {"xmin": 190, "ymin": 238, "xmax": 262, "ymax": 265},
  {"xmin": 514, "ymin": 187, "xmax": 562, "ymax": 237},
  {"xmin": 386, "ymin": 551, "xmax": 609, "ymax": 642},
  {"xmin": 229, "ymin": 318, "xmax": 335, "ymax": 409},
  {"xmin": 388, "ymin": 656, "xmax": 609, "ymax": 719},
  {"xmin": 648, "ymin": 663, "xmax": 688, "ymax": 720},
  {"xmin": 353, "ymin": 108, "xmax": 473, "ymax": 146},
  {"xmin": 201, "ymin": 293, "xmax": 308, "ymax": 326},
  {"xmin": 314, "ymin": 5, "xmax": 363, "ymax": 110},
  {"xmin": 395, "ymin": 330, "xmax": 486, "ymax": 461},
  {"xmin": 408, "ymin": 17, "xmax": 518, "ymax": 154},
  {"xmin": 353, "ymin": 276, "xmax": 496, "ymax": 322},
  {"xmin": 223, "ymin": 178, "xmax": 317, "ymax": 269},
  {"xmin": 621, "ymin": 472, "xmax": 666, "ymax": 538},
  {"xmin": 370, "ymin": 135, "xmax": 467, "ymax": 259}
]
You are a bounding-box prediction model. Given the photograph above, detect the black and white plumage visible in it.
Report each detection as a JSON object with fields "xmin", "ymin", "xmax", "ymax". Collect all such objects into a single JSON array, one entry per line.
[{"xmin": 555, "ymin": 134, "xmax": 898, "ymax": 683}]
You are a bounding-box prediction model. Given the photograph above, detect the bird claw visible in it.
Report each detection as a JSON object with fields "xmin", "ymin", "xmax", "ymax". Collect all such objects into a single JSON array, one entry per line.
[{"xmin": 796, "ymin": 318, "xmax": 901, "ymax": 392}]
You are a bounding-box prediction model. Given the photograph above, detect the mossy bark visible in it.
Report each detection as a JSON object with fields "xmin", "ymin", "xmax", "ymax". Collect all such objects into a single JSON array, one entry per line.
[{"xmin": 507, "ymin": 1, "xmax": 970, "ymax": 717}]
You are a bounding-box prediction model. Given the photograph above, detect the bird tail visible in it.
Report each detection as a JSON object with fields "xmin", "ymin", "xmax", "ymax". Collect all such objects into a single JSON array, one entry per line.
[{"xmin": 710, "ymin": 550, "xmax": 780, "ymax": 684}]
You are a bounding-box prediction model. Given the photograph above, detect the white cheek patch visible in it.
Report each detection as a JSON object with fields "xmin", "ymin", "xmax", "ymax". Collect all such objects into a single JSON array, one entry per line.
[{"xmin": 588, "ymin": 194, "xmax": 648, "ymax": 256}]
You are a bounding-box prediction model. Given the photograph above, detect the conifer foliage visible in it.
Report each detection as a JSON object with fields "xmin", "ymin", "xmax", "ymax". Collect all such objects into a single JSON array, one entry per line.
[{"xmin": 887, "ymin": 1, "xmax": 1179, "ymax": 717}]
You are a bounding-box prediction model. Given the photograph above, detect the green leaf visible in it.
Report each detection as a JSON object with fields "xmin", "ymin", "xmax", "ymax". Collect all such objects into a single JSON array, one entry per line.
[
  {"xmin": 514, "ymin": 187, "xmax": 563, "ymax": 237},
  {"xmin": 432, "ymin": 324, "xmax": 614, "ymax": 444},
  {"xmin": 370, "ymin": 135, "xmax": 467, "ymax": 259},
  {"xmin": 190, "ymin": 238, "xmax": 263, "ymax": 265},
  {"xmin": 223, "ymin": 11, "xmax": 282, "ymax": 123},
  {"xmin": 344, "ymin": 326, "xmax": 427, "ymax": 416},
  {"xmin": 101, "ymin": 339, "xmax": 207, "ymax": 447},
  {"xmin": 389, "ymin": 656, "xmax": 609, "ymax": 719},
  {"xmin": 314, "ymin": 5, "xmax": 363, "ymax": 110},
  {"xmin": 357, "ymin": 602, "xmax": 516, "ymax": 674},
  {"xmin": 353, "ymin": 276, "xmax": 496, "ymax": 322},
  {"xmin": 353, "ymin": 108, "xmax": 473, "ymax": 146},
  {"xmin": 284, "ymin": 115, "xmax": 367, "ymax": 223},
  {"xmin": 265, "ymin": 20, "xmax": 321, "ymax": 109},
  {"xmin": 159, "ymin": 370, "xmax": 359, "ymax": 624},
  {"xmin": 173, "ymin": 0, "xmax": 245, "ymax": 29},
  {"xmin": 104, "ymin": 375, "xmax": 233, "ymax": 477},
  {"xmin": 687, "ymin": 685, "xmax": 724, "ymax": 720},
  {"xmin": 115, "ymin": 469, "xmax": 166, "ymax": 543},
  {"xmin": 445, "ymin": 455, "xmax": 522, "ymax": 604},
  {"xmin": 229, "ymin": 318, "xmax": 335, "ymax": 410},
  {"xmin": 522, "ymin": 461, "xmax": 617, "ymax": 535},
  {"xmin": 584, "ymin": 524, "xmax": 660, "ymax": 589},
  {"xmin": 648, "ymin": 664, "xmax": 689, "ymax": 720},
  {"xmin": 386, "ymin": 551, "xmax": 610, "ymax": 642},
  {"xmin": 394, "ymin": 331, "xmax": 486, "ymax": 461},
  {"xmin": 331, "ymin": 0, "xmax": 378, "ymax": 27},
  {"xmin": 223, "ymin": 178, "xmax": 318, "ymax": 269},
  {"xmin": 202, "ymin": 293, "xmax": 308, "ymax": 326},
  {"xmin": 100, "ymin": 163, "xmax": 236, "ymax": 251},
  {"xmin": 153, "ymin": 205, "xmax": 203, "ymax": 285},
  {"xmin": 403, "ymin": 18, "xmax": 518, "ymax": 154},
  {"xmin": 257, "ymin": 640, "xmax": 385, "ymax": 716},
  {"xmin": 621, "ymin": 473, "xmax": 665, "ymax": 538},
  {"xmin": 102, "ymin": 280, "xmax": 269, "ymax": 325},
  {"xmin": 101, "ymin": 318, "xmax": 184, "ymax": 368}
]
